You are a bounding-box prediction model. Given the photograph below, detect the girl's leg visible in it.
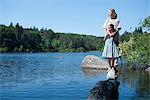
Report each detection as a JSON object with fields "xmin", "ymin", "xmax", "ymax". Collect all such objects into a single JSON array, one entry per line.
[
  {"xmin": 108, "ymin": 58, "xmax": 112, "ymax": 68},
  {"xmin": 107, "ymin": 58, "xmax": 112, "ymax": 72},
  {"xmin": 111, "ymin": 58, "xmax": 115, "ymax": 68}
]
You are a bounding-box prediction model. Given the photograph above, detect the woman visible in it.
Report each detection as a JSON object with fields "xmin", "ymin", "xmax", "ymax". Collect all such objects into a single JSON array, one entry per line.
[{"xmin": 102, "ymin": 9, "xmax": 121, "ymax": 71}]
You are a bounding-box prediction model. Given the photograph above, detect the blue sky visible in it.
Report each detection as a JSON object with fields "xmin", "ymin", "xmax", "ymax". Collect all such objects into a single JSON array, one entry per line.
[{"xmin": 0, "ymin": 0, "xmax": 149, "ymax": 36}]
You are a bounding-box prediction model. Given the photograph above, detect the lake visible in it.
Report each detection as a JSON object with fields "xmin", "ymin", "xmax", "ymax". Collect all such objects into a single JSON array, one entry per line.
[{"xmin": 0, "ymin": 52, "xmax": 149, "ymax": 100}]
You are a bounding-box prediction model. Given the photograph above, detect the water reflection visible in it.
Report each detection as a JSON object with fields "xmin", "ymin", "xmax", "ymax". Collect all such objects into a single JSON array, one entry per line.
[
  {"xmin": 120, "ymin": 69, "xmax": 150, "ymax": 98},
  {"xmin": 81, "ymin": 67, "xmax": 106, "ymax": 77},
  {"xmin": 82, "ymin": 66, "xmax": 150, "ymax": 99}
]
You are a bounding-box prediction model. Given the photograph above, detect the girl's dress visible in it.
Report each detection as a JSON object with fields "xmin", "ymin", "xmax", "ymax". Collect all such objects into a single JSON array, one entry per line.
[
  {"xmin": 102, "ymin": 36, "xmax": 119, "ymax": 58},
  {"xmin": 102, "ymin": 18, "xmax": 121, "ymax": 59}
]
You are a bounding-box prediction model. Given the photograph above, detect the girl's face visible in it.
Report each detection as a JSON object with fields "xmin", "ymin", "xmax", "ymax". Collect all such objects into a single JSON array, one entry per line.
[{"xmin": 108, "ymin": 25, "xmax": 113, "ymax": 31}]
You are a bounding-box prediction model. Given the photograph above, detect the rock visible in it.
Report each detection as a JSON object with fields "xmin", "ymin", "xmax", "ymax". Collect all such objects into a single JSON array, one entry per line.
[
  {"xmin": 145, "ymin": 67, "xmax": 150, "ymax": 72},
  {"xmin": 81, "ymin": 55, "xmax": 109, "ymax": 70},
  {"xmin": 87, "ymin": 79, "xmax": 120, "ymax": 100}
]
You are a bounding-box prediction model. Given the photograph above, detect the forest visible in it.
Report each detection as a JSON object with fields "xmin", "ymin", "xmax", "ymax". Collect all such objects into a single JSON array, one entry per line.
[{"xmin": 0, "ymin": 23, "xmax": 104, "ymax": 52}]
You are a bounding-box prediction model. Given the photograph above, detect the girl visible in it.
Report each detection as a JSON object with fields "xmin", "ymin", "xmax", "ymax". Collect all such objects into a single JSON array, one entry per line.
[{"xmin": 102, "ymin": 24, "xmax": 119, "ymax": 70}]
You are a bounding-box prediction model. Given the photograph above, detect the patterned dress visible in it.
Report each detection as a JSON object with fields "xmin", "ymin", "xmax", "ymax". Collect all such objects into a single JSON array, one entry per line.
[{"xmin": 102, "ymin": 37, "xmax": 119, "ymax": 58}]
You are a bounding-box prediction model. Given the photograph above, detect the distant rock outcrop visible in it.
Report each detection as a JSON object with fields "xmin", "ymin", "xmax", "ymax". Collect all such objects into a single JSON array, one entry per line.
[{"xmin": 81, "ymin": 55, "xmax": 109, "ymax": 70}]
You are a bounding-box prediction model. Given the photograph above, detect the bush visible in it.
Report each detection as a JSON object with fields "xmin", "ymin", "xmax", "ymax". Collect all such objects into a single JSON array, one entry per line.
[
  {"xmin": 119, "ymin": 33, "xmax": 150, "ymax": 68},
  {"xmin": 0, "ymin": 47, "xmax": 8, "ymax": 52}
]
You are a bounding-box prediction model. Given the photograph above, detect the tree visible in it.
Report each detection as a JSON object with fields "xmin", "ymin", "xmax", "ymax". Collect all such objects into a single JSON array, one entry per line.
[
  {"xmin": 51, "ymin": 38, "xmax": 61, "ymax": 51},
  {"xmin": 9, "ymin": 22, "xmax": 13, "ymax": 27},
  {"xmin": 142, "ymin": 16, "xmax": 150, "ymax": 31}
]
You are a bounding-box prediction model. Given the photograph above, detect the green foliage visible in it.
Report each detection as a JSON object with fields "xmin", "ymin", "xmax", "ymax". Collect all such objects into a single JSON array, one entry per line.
[
  {"xmin": 0, "ymin": 47, "xmax": 8, "ymax": 52},
  {"xmin": 120, "ymin": 27, "xmax": 143, "ymax": 43},
  {"xmin": 142, "ymin": 16, "xmax": 150, "ymax": 31},
  {"xmin": 0, "ymin": 23, "xmax": 104, "ymax": 52},
  {"xmin": 119, "ymin": 32, "xmax": 150, "ymax": 68},
  {"xmin": 119, "ymin": 16, "xmax": 150, "ymax": 68}
]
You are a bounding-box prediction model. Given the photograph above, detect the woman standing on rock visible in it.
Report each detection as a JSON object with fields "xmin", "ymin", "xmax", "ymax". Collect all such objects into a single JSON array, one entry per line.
[{"xmin": 102, "ymin": 9, "xmax": 121, "ymax": 71}]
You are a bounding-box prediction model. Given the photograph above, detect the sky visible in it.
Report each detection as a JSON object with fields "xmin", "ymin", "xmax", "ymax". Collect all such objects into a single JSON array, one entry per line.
[{"xmin": 0, "ymin": 0, "xmax": 149, "ymax": 36}]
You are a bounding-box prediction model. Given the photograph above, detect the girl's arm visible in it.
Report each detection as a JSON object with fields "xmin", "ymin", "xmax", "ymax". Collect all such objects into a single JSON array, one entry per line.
[
  {"xmin": 109, "ymin": 30, "xmax": 118, "ymax": 37},
  {"xmin": 107, "ymin": 29, "xmax": 112, "ymax": 36}
]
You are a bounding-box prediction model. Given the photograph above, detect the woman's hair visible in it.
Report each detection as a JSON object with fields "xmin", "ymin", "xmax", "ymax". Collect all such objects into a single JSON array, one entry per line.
[
  {"xmin": 113, "ymin": 13, "xmax": 117, "ymax": 19},
  {"xmin": 109, "ymin": 9, "xmax": 115, "ymax": 13}
]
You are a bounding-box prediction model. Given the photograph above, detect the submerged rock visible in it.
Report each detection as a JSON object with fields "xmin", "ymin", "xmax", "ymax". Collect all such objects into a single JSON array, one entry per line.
[{"xmin": 81, "ymin": 55, "xmax": 109, "ymax": 70}]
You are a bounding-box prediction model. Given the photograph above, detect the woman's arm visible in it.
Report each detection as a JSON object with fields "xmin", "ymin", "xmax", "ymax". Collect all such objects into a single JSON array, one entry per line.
[{"xmin": 103, "ymin": 19, "xmax": 109, "ymax": 36}]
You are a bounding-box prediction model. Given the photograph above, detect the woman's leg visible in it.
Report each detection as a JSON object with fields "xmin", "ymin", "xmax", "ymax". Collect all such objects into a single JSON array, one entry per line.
[{"xmin": 113, "ymin": 58, "xmax": 118, "ymax": 74}]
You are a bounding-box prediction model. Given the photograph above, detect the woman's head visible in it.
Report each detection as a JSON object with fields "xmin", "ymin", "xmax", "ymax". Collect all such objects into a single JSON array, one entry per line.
[{"xmin": 108, "ymin": 9, "xmax": 116, "ymax": 19}]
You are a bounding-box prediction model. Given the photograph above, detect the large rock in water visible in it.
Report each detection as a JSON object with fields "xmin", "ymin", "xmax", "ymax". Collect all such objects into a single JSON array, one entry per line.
[
  {"xmin": 81, "ymin": 55, "xmax": 109, "ymax": 70},
  {"xmin": 87, "ymin": 79, "xmax": 120, "ymax": 100}
]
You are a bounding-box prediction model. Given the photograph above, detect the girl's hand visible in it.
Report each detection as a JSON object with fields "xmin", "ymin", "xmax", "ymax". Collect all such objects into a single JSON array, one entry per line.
[
  {"xmin": 110, "ymin": 31, "xmax": 117, "ymax": 37},
  {"xmin": 107, "ymin": 30, "xmax": 112, "ymax": 36}
]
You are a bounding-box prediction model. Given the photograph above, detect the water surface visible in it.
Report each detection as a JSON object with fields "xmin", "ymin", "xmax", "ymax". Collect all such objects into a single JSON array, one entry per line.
[{"xmin": 0, "ymin": 52, "xmax": 149, "ymax": 100}]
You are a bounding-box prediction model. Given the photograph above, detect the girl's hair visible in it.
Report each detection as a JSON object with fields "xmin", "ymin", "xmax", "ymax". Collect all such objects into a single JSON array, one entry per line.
[{"xmin": 109, "ymin": 24, "xmax": 114, "ymax": 29}]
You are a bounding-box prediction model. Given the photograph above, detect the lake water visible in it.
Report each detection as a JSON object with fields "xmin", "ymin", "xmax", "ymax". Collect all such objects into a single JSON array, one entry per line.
[{"xmin": 0, "ymin": 52, "xmax": 149, "ymax": 100}]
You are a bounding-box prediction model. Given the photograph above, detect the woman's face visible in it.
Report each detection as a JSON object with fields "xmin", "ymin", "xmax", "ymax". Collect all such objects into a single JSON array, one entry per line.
[{"xmin": 108, "ymin": 10, "xmax": 115, "ymax": 18}]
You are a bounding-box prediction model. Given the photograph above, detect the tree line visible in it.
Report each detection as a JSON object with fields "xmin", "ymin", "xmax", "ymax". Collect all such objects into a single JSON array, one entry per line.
[{"xmin": 0, "ymin": 23, "xmax": 104, "ymax": 52}]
